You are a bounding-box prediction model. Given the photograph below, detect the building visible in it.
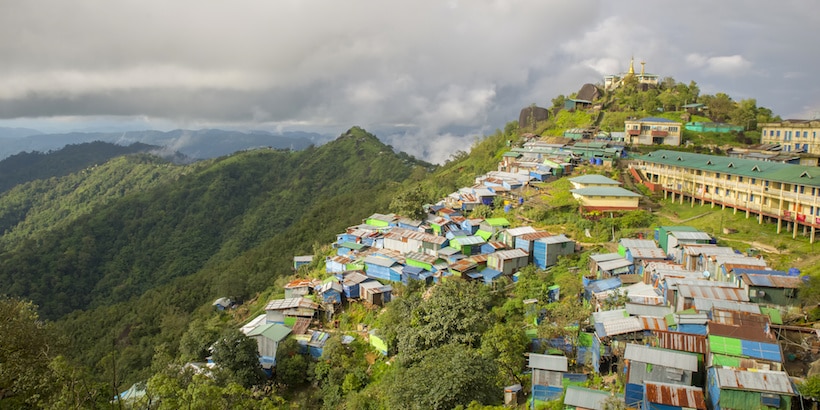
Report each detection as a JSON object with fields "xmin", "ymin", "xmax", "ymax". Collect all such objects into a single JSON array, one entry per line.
[
  {"xmin": 625, "ymin": 117, "xmax": 682, "ymax": 146},
  {"xmin": 603, "ymin": 58, "xmax": 660, "ymax": 91},
  {"xmin": 570, "ymin": 186, "xmax": 642, "ymax": 212},
  {"xmin": 569, "ymin": 174, "xmax": 622, "ymax": 190},
  {"xmin": 635, "ymin": 149, "xmax": 820, "ymax": 243},
  {"xmin": 760, "ymin": 119, "xmax": 820, "ymax": 154},
  {"xmin": 706, "ymin": 368, "xmax": 795, "ymax": 410}
]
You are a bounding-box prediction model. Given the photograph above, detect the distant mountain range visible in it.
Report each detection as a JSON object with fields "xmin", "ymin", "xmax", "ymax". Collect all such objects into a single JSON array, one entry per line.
[{"xmin": 0, "ymin": 127, "xmax": 330, "ymax": 160}]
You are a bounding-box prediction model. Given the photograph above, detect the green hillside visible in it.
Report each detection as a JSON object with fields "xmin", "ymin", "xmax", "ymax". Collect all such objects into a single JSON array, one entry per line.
[{"xmin": 0, "ymin": 127, "xmax": 439, "ymax": 390}]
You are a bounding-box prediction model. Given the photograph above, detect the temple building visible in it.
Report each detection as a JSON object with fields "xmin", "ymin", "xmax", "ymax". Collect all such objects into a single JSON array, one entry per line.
[{"xmin": 604, "ymin": 57, "xmax": 660, "ymax": 91}]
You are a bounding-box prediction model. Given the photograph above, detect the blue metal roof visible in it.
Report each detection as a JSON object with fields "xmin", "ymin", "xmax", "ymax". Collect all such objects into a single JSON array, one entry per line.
[{"xmin": 586, "ymin": 276, "xmax": 622, "ymax": 293}]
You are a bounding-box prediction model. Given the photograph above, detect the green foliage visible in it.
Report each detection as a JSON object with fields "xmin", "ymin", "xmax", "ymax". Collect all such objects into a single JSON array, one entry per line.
[
  {"xmin": 387, "ymin": 344, "xmax": 501, "ymax": 410},
  {"xmin": 211, "ymin": 329, "xmax": 266, "ymax": 388},
  {"xmin": 0, "ymin": 297, "xmax": 58, "ymax": 408},
  {"xmin": 389, "ymin": 186, "xmax": 429, "ymax": 220},
  {"xmin": 314, "ymin": 336, "xmax": 372, "ymax": 408},
  {"xmin": 395, "ymin": 280, "xmax": 494, "ymax": 363},
  {"xmin": 480, "ymin": 322, "xmax": 529, "ymax": 386},
  {"xmin": 274, "ymin": 338, "xmax": 310, "ymax": 388}
]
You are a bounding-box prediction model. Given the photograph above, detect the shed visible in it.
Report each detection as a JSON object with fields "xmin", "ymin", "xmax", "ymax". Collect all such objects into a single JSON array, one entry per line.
[
  {"xmin": 486, "ymin": 248, "xmax": 529, "ymax": 275},
  {"xmin": 738, "ymin": 273, "xmax": 802, "ymax": 306},
  {"xmin": 212, "ymin": 297, "xmax": 233, "ymax": 311},
  {"xmin": 293, "ymin": 255, "xmax": 314, "ymax": 270},
  {"xmin": 359, "ymin": 281, "xmax": 393, "ymax": 306},
  {"xmin": 564, "ymin": 386, "xmax": 617, "ymax": 410},
  {"xmin": 247, "ymin": 323, "xmax": 292, "ymax": 369},
  {"xmin": 340, "ymin": 271, "xmax": 371, "ymax": 299},
  {"xmin": 529, "ymin": 353, "xmax": 568, "ymax": 402},
  {"xmin": 643, "ymin": 382, "xmax": 706, "ymax": 410},
  {"xmin": 707, "ymin": 368, "xmax": 795, "ymax": 410},
  {"xmin": 533, "ymin": 234, "xmax": 575, "ymax": 269}
]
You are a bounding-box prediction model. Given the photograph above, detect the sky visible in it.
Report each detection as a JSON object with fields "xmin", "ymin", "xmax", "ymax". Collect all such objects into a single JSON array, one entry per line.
[{"xmin": 2, "ymin": 1, "xmax": 819, "ymax": 163}]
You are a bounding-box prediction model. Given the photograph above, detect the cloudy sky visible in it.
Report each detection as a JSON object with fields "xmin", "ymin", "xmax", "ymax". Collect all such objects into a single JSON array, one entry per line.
[{"xmin": 2, "ymin": 1, "xmax": 818, "ymax": 163}]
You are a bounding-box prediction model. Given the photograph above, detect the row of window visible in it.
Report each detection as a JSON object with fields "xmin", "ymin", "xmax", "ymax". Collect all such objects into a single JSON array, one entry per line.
[
  {"xmin": 651, "ymin": 165, "xmax": 820, "ymax": 195},
  {"xmin": 762, "ymin": 129, "xmax": 818, "ymax": 139}
]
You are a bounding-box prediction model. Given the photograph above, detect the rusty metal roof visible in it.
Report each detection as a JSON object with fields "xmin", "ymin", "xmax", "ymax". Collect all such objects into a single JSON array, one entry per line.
[
  {"xmin": 708, "ymin": 322, "xmax": 775, "ymax": 343},
  {"xmin": 384, "ymin": 227, "xmax": 447, "ymax": 245},
  {"xmin": 644, "ymin": 382, "xmax": 706, "ymax": 409},
  {"xmin": 468, "ymin": 254, "xmax": 489, "ymax": 264},
  {"xmin": 652, "ymin": 329, "xmax": 708, "ymax": 354},
  {"xmin": 640, "ymin": 316, "xmax": 668, "ymax": 331},
  {"xmin": 713, "ymin": 368, "xmax": 795, "ymax": 395},
  {"xmin": 449, "ymin": 258, "xmax": 477, "ymax": 272},
  {"xmin": 405, "ymin": 251, "xmax": 439, "ymax": 265},
  {"xmin": 739, "ymin": 273, "xmax": 803, "ymax": 289},
  {"xmin": 711, "ymin": 309, "xmax": 771, "ymax": 328},
  {"xmin": 490, "ymin": 248, "xmax": 529, "ymax": 260},
  {"xmin": 677, "ymin": 284, "xmax": 749, "ymax": 302},
  {"xmin": 518, "ymin": 231, "xmax": 553, "ymax": 241}
]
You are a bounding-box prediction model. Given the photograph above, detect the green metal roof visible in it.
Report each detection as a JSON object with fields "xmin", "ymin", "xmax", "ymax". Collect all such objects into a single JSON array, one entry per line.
[
  {"xmin": 247, "ymin": 323, "xmax": 292, "ymax": 342},
  {"xmin": 568, "ymin": 174, "xmax": 621, "ymax": 185},
  {"xmin": 639, "ymin": 149, "xmax": 820, "ymax": 187},
  {"xmin": 484, "ymin": 218, "xmax": 510, "ymax": 226},
  {"xmin": 571, "ymin": 187, "xmax": 641, "ymax": 197}
]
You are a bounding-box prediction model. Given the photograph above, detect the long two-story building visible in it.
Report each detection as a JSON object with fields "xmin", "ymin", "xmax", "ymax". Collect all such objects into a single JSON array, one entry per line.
[{"xmin": 634, "ymin": 149, "xmax": 820, "ymax": 243}]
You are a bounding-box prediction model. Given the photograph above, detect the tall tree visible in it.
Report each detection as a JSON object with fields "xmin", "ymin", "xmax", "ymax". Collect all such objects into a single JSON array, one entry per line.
[
  {"xmin": 0, "ymin": 297, "xmax": 57, "ymax": 408},
  {"xmin": 210, "ymin": 329, "xmax": 266, "ymax": 388}
]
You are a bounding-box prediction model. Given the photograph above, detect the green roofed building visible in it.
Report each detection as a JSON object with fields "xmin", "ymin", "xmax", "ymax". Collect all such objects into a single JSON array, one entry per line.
[{"xmin": 636, "ymin": 149, "xmax": 820, "ymax": 243}]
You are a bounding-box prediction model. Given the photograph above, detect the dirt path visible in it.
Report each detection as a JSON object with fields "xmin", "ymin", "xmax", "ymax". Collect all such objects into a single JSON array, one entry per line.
[{"xmin": 713, "ymin": 236, "xmax": 780, "ymax": 254}]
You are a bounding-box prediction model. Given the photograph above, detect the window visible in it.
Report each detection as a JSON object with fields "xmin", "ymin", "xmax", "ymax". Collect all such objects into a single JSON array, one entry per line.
[
  {"xmin": 763, "ymin": 130, "xmax": 768, "ymax": 136},
  {"xmin": 750, "ymin": 194, "xmax": 755, "ymax": 202},
  {"xmin": 805, "ymin": 131, "xmax": 809, "ymax": 138},
  {"xmin": 738, "ymin": 176, "xmax": 744, "ymax": 182},
  {"xmin": 777, "ymin": 130, "xmax": 781, "ymax": 137},
  {"xmin": 716, "ymin": 173, "xmax": 721, "ymax": 178},
  {"xmin": 726, "ymin": 175, "xmax": 732, "ymax": 181},
  {"xmin": 668, "ymin": 126, "xmax": 678, "ymax": 132},
  {"xmin": 751, "ymin": 178, "xmax": 756, "ymax": 184}
]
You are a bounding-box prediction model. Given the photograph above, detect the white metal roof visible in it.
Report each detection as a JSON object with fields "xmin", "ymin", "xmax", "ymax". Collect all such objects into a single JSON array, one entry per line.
[
  {"xmin": 528, "ymin": 353, "xmax": 568, "ymax": 371},
  {"xmin": 624, "ymin": 343, "xmax": 698, "ymax": 371}
]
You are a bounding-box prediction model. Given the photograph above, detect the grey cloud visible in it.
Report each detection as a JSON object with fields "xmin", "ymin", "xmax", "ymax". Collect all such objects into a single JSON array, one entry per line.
[{"xmin": 1, "ymin": 1, "xmax": 819, "ymax": 162}]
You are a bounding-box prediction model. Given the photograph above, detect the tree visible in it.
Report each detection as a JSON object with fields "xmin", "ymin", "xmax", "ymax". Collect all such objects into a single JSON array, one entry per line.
[
  {"xmin": 274, "ymin": 338, "xmax": 310, "ymax": 387},
  {"xmin": 210, "ymin": 329, "xmax": 266, "ymax": 388},
  {"xmin": 387, "ymin": 344, "xmax": 500, "ymax": 410},
  {"xmin": 396, "ymin": 281, "xmax": 493, "ymax": 362},
  {"xmin": 798, "ymin": 375, "xmax": 820, "ymax": 401},
  {"xmin": 0, "ymin": 297, "xmax": 57, "ymax": 408},
  {"xmin": 730, "ymin": 98, "xmax": 759, "ymax": 130},
  {"xmin": 480, "ymin": 323, "xmax": 529, "ymax": 386},
  {"xmin": 389, "ymin": 186, "xmax": 429, "ymax": 220}
]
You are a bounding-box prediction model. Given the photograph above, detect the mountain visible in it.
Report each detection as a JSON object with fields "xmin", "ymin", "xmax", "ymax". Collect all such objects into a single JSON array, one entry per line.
[
  {"xmin": 0, "ymin": 128, "xmax": 329, "ymax": 161},
  {"xmin": 0, "ymin": 141, "xmax": 187, "ymax": 194},
  {"xmin": 0, "ymin": 126, "xmax": 435, "ymax": 384},
  {"xmin": 0, "ymin": 126, "xmax": 43, "ymax": 139}
]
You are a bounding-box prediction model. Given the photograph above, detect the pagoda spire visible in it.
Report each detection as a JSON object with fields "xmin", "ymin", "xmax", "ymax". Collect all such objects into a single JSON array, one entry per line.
[{"xmin": 628, "ymin": 56, "xmax": 635, "ymax": 75}]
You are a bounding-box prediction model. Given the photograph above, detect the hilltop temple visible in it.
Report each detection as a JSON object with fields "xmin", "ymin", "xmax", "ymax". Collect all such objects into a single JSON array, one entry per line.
[{"xmin": 603, "ymin": 57, "xmax": 660, "ymax": 91}]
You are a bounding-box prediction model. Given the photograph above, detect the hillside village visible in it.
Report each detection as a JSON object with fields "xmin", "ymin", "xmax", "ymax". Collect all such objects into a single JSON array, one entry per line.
[
  {"xmin": 107, "ymin": 63, "xmax": 820, "ymax": 409},
  {"xmin": 180, "ymin": 127, "xmax": 820, "ymax": 409}
]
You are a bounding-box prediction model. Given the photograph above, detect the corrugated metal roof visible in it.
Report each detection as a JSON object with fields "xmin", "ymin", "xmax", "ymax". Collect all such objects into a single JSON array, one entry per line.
[
  {"xmin": 682, "ymin": 245, "xmax": 737, "ymax": 256},
  {"xmin": 590, "ymin": 252, "xmax": 622, "ymax": 262},
  {"xmin": 505, "ymin": 226, "xmax": 537, "ymax": 236},
  {"xmin": 668, "ymin": 231, "xmax": 712, "ymax": 241},
  {"xmin": 628, "ymin": 248, "xmax": 668, "ymax": 259},
  {"xmin": 247, "ymin": 323, "xmax": 292, "ymax": 342},
  {"xmin": 586, "ymin": 277, "xmax": 622, "ymax": 294},
  {"xmin": 284, "ymin": 278, "xmax": 320, "ymax": 289},
  {"xmin": 667, "ymin": 312, "xmax": 709, "ymax": 325},
  {"xmin": 592, "ymin": 308, "xmax": 628, "ymax": 323},
  {"xmin": 626, "ymin": 303, "xmax": 671, "ymax": 317},
  {"xmin": 384, "ymin": 227, "xmax": 447, "ymax": 245},
  {"xmin": 712, "ymin": 309, "xmax": 771, "ymax": 328},
  {"xmin": 405, "ymin": 251, "xmax": 439, "ymax": 265},
  {"xmin": 342, "ymin": 271, "xmax": 370, "ymax": 285},
  {"xmin": 528, "ymin": 353, "xmax": 568, "ymax": 371},
  {"xmin": 449, "ymin": 258, "xmax": 477, "ymax": 272},
  {"xmin": 539, "ymin": 234, "xmax": 573, "ymax": 244},
  {"xmin": 640, "ymin": 316, "xmax": 667, "ymax": 331},
  {"xmin": 677, "ymin": 284, "xmax": 749, "ymax": 302},
  {"xmin": 652, "ymin": 329, "xmax": 708, "ymax": 354},
  {"xmin": 468, "ymin": 254, "xmax": 488, "ymax": 264},
  {"xmin": 564, "ymin": 386, "xmax": 613, "ymax": 410},
  {"xmin": 452, "ymin": 235, "xmax": 486, "ymax": 246},
  {"xmin": 328, "ymin": 255, "xmax": 353, "ymax": 264},
  {"xmin": 640, "ymin": 149, "xmax": 820, "ymax": 187},
  {"xmin": 692, "ymin": 298, "xmax": 760, "ymax": 314},
  {"xmin": 265, "ymin": 297, "xmax": 318, "ymax": 311},
  {"xmin": 569, "ymin": 174, "xmax": 621, "ymax": 185},
  {"xmin": 644, "ymin": 382, "xmax": 706, "ymax": 409},
  {"xmin": 364, "ymin": 255, "xmax": 397, "ymax": 267},
  {"xmin": 518, "ymin": 231, "xmax": 553, "ymax": 241},
  {"xmin": 491, "ymin": 248, "xmax": 529, "ymax": 260},
  {"xmin": 740, "ymin": 273, "xmax": 803, "ymax": 289},
  {"xmin": 571, "ymin": 187, "xmax": 642, "ymax": 197},
  {"xmin": 597, "ymin": 258, "xmax": 632, "ymax": 271},
  {"xmin": 708, "ymin": 322, "xmax": 775, "ymax": 343},
  {"xmin": 624, "ymin": 343, "xmax": 698, "ymax": 371},
  {"xmin": 598, "ymin": 317, "xmax": 644, "ymax": 337},
  {"xmin": 713, "ymin": 368, "xmax": 795, "ymax": 394},
  {"xmin": 619, "ymin": 239, "xmax": 658, "ymax": 249}
]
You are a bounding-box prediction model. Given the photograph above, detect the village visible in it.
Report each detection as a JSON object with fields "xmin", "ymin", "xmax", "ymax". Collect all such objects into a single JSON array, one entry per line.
[{"xmin": 210, "ymin": 116, "xmax": 820, "ymax": 410}]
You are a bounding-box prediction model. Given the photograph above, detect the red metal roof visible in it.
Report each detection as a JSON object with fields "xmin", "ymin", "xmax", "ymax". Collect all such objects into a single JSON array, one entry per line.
[
  {"xmin": 652, "ymin": 329, "xmax": 708, "ymax": 354},
  {"xmin": 644, "ymin": 382, "xmax": 706, "ymax": 409}
]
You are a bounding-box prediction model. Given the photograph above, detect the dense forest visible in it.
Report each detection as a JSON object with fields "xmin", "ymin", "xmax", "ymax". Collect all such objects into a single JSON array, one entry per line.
[{"xmin": 0, "ymin": 127, "xmax": 465, "ymax": 406}]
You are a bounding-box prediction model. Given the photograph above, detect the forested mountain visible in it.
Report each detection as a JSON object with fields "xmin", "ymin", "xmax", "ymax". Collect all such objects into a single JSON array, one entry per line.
[
  {"xmin": 0, "ymin": 128, "xmax": 325, "ymax": 161},
  {"xmin": 0, "ymin": 141, "xmax": 184, "ymax": 194},
  {"xmin": 0, "ymin": 127, "xmax": 436, "ymax": 390}
]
